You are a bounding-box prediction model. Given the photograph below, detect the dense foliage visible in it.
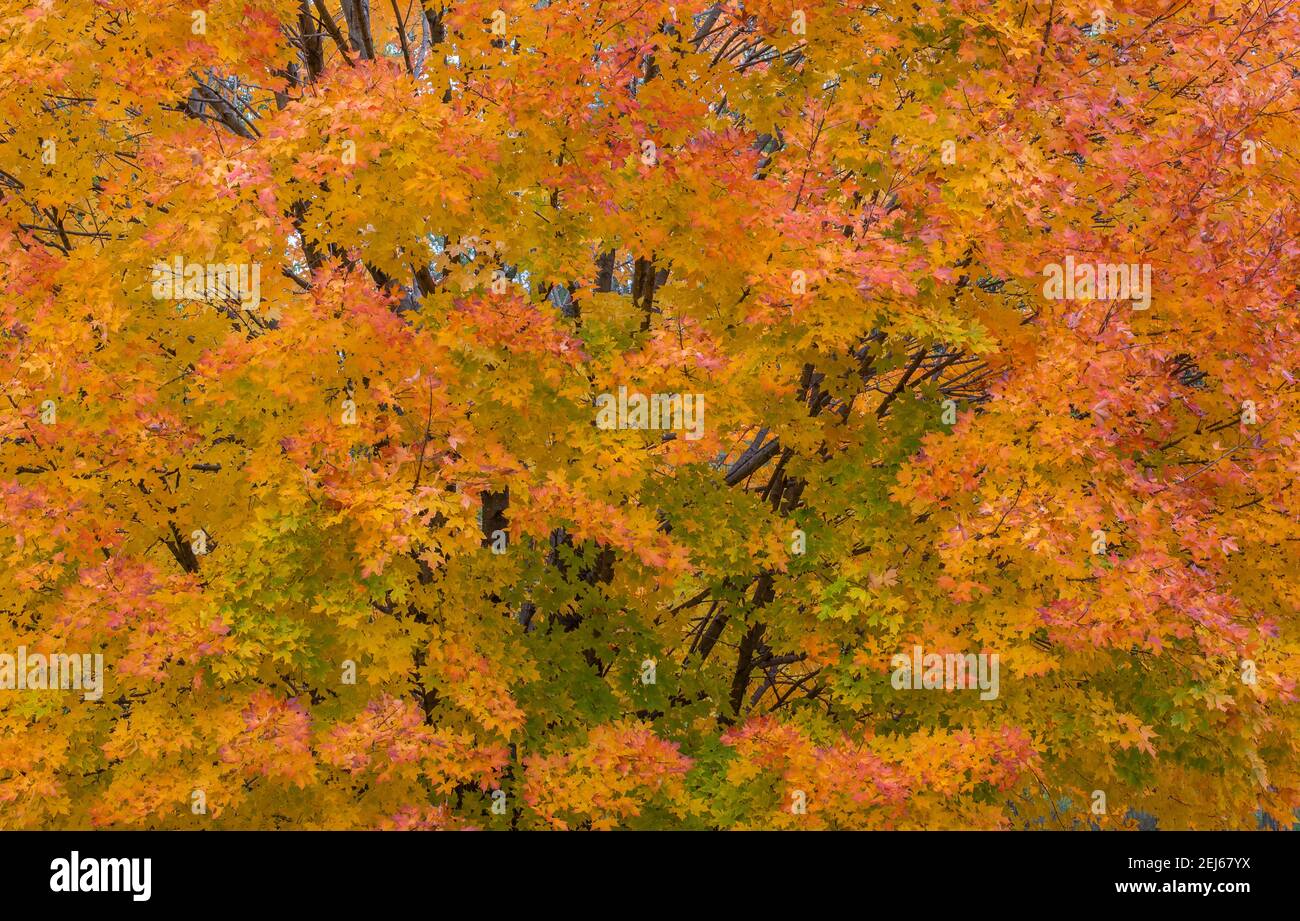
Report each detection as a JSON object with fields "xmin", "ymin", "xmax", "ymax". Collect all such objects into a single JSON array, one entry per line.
[{"xmin": 1, "ymin": 0, "xmax": 1297, "ymax": 829}]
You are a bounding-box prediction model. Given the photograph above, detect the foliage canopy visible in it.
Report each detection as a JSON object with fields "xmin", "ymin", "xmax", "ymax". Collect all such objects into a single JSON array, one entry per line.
[{"xmin": 1, "ymin": 0, "xmax": 1297, "ymax": 829}]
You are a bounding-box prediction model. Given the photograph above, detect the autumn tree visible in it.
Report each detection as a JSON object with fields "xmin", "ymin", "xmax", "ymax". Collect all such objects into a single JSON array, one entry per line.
[{"xmin": 0, "ymin": 0, "xmax": 1297, "ymax": 829}]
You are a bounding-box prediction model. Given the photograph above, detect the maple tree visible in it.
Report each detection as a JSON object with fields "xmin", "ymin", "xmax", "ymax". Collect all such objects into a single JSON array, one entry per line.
[{"xmin": 0, "ymin": 0, "xmax": 1297, "ymax": 831}]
